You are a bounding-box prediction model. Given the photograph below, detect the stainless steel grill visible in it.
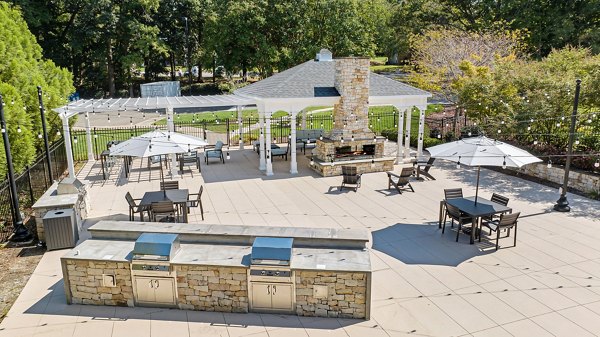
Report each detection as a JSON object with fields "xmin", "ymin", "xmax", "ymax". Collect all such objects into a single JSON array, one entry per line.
[
  {"xmin": 248, "ymin": 237, "xmax": 295, "ymax": 312},
  {"xmin": 131, "ymin": 233, "xmax": 180, "ymax": 307}
]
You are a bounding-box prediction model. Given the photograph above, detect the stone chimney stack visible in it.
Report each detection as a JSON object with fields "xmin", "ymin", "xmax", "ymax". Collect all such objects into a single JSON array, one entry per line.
[{"xmin": 330, "ymin": 57, "xmax": 372, "ymax": 140}]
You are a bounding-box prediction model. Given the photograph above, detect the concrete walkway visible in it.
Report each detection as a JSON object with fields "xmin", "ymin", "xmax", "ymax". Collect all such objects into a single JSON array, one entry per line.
[{"xmin": 1, "ymin": 147, "xmax": 600, "ymax": 337}]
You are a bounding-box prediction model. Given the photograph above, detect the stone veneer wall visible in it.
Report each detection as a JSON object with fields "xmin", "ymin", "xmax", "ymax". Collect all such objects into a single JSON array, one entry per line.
[
  {"xmin": 175, "ymin": 265, "xmax": 248, "ymax": 313},
  {"xmin": 520, "ymin": 163, "xmax": 600, "ymax": 194},
  {"xmin": 295, "ymin": 271, "xmax": 368, "ymax": 319},
  {"xmin": 312, "ymin": 159, "xmax": 395, "ymax": 177},
  {"xmin": 63, "ymin": 259, "xmax": 134, "ymax": 306},
  {"xmin": 331, "ymin": 57, "xmax": 371, "ymax": 140}
]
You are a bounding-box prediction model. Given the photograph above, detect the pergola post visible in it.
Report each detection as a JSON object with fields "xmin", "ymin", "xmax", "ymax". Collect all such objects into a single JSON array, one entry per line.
[
  {"xmin": 61, "ymin": 113, "xmax": 76, "ymax": 177},
  {"xmin": 404, "ymin": 107, "xmax": 412, "ymax": 159},
  {"xmin": 237, "ymin": 105, "xmax": 244, "ymax": 150},
  {"xmin": 265, "ymin": 112, "xmax": 273, "ymax": 176},
  {"xmin": 85, "ymin": 111, "xmax": 94, "ymax": 161},
  {"xmin": 417, "ymin": 106, "xmax": 427, "ymax": 159},
  {"xmin": 166, "ymin": 107, "xmax": 178, "ymax": 177},
  {"xmin": 395, "ymin": 106, "xmax": 406, "ymax": 164},
  {"xmin": 258, "ymin": 108, "xmax": 266, "ymax": 171},
  {"xmin": 290, "ymin": 110, "xmax": 298, "ymax": 174}
]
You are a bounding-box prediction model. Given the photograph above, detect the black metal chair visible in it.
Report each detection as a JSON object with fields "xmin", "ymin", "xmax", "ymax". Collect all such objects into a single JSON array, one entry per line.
[
  {"xmin": 481, "ymin": 193, "xmax": 511, "ymax": 234},
  {"xmin": 340, "ymin": 166, "xmax": 362, "ymax": 192},
  {"xmin": 442, "ymin": 203, "xmax": 474, "ymax": 242},
  {"xmin": 160, "ymin": 180, "xmax": 179, "ymax": 190},
  {"xmin": 151, "ymin": 201, "xmax": 178, "ymax": 222},
  {"xmin": 439, "ymin": 188, "xmax": 464, "ymax": 228},
  {"xmin": 386, "ymin": 167, "xmax": 415, "ymax": 194},
  {"xmin": 481, "ymin": 212, "xmax": 520, "ymax": 250},
  {"xmin": 125, "ymin": 192, "xmax": 150, "ymax": 221},
  {"xmin": 187, "ymin": 185, "xmax": 204, "ymax": 220}
]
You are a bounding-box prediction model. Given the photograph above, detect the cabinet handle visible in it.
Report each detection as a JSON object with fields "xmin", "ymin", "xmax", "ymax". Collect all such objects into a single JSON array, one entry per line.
[
  {"xmin": 154, "ymin": 280, "xmax": 160, "ymax": 288},
  {"xmin": 267, "ymin": 285, "xmax": 270, "ymax": 295},
  {"xmin": 149, "ymin": 280, "xmax": 154, "ymax": 288},
  {"xmin": 273, "ymin": 285, "xmax": 277, "ymax": 295}
]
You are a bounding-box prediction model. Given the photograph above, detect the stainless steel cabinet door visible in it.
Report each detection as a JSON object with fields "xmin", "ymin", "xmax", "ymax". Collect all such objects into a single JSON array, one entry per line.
[
  {"xmin": 270, "ymin": 284, "xmax": 293, "ymax": 311},
  {"xmin": 135, "ymin": 277, "xmax": 156, "ymax": 303},
  {"xmin": 153, "ymin": 278, "xmax": 176, "ymax": 304},
  {"xmin": 251, "ymin": 282, "xmax": 272, "ymax": 309}
]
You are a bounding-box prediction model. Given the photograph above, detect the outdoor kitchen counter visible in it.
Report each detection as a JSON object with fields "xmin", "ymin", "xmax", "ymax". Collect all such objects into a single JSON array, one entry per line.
[{"xmin": 62, "ymin": 239, "xmax": 370, "ymax": 272}]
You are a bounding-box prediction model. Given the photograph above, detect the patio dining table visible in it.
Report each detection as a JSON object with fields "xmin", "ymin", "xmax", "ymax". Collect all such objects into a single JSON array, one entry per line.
[
  {"xmin": 444, "ymin": 196, "xmax": 512, "ymax": 244},
  {"xmin": 139, "ymin": 189, "xmax": 189, "ymax": 223}
]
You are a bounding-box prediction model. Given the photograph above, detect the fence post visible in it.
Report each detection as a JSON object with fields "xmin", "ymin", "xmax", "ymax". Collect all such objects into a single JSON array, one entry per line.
[
  {"xmin": 93, "ymin": 128, "xmax": 98, "ymax": 160},
  {"xmin": 226, "ymin": 119, "xmax": 230, "ymax": 145},
  {"xmin": 26, "ymin": 165, "xmax": 34, "ymax": 206},
  {"xmin": 203, "ymin": 121, "xmax": 207, "ymax": 141}
]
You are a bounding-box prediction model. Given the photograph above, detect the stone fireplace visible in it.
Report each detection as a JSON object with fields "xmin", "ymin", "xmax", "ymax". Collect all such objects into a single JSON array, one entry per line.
[{"xmin": 311, "ymin": 57, "xmax": 395, "ymax": 176}]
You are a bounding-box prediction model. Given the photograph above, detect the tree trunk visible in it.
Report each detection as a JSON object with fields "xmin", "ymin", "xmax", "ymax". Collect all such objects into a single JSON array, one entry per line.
[
  {"xmin": 107, "ymin": 39, "xmax": 116, "ymax": 97},
  {"xmin": 242, "ymin": 61, "xmax": 247, "ymax": 82},
  {"xmin": 170, "ymin": 52, "xmax": 176, "ymax": 81},
  {"xmin": 144, "ymin": 56, "xmax": 150, "ymax": 82},
  {"xmin": 197, "ymin": 63, "xmax": 203, "ymax": 83},
  {"xmin": 212, "ymin": 54, "xmax": 216, "ymax": 83}
]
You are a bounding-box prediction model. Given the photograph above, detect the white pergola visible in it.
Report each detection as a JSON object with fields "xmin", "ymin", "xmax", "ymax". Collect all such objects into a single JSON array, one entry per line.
[{"xmin": 55, "ymin": 60, "xmax": 431, "ymax": 178}]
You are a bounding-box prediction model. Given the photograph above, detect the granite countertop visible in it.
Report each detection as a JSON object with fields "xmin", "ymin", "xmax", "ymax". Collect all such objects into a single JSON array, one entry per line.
[
  {"xmin": 32, "ymin": 182, "xmax": 79, "ymax": 209},
  {"xmin": 61, "ymin": 239, "xmax": 371, "ymax": 272}
]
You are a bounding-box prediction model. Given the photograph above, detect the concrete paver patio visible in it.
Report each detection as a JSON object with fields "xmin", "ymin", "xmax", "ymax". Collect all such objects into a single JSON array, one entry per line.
[{"xmin": 1, "ymin": 145, "xmax": 600, "ymax": 337}]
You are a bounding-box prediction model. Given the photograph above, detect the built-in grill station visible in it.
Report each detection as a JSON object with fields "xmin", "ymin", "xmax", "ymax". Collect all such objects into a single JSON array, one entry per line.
[
  {"xmin": 130, "ymin": 233, "xmax": 180, "ymax": 307},
  {"xmin": 248, "ymin": 237, "xmax": 295, "ymax": 313}
]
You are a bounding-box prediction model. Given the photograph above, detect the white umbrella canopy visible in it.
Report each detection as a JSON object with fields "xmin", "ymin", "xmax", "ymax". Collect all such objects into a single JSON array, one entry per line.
[
  {"xmin": 426, "ymin": 135, "xmax": 542, "ymax": 204},
  {"xmin": 109, "ymin": 130, "xmax": 208, "ymax": 157}
]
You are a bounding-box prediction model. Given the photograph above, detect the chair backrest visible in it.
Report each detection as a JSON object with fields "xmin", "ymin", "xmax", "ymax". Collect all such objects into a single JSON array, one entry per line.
[
  {"xmin": 400, "ymin": 167, "xmax": 414, "ymax": 178},
  {"xmin": 214, "ymin": 141, "xmax": 224, "ymax": 151},
  {"xmin": 197, "ymin": 185, "xmax": 204, "ymax": 202},
  {"xmin": 152, "ymin": 201, "xmax": 175, "ymax": 213},
  {"xmin": 184, "ymin": 151, "xmax": 198, "ymax": 159},
  {"xmin": 445, "ymin": 202, "xmax": 462, "ymax": 219},
  {"xmin": 125, "ymin": 192, "xmax": 136, "ymax": 207},
  {"xmin": 491, "ymin": 193, "xmax": 509, "ymax": 206},
  {"xmin": 423, "ymin": 157, "xmax": 435, "ymax": 173},
  {"xmin": 499, "ymin": 212, "xmax": 520, "ymax": 227},
  {"xmin": 444, "ymin": 188, "xmax": 463, "ymax": 200},
  {"xmin": 342, "ymin": 166, "xmax": 359, "ymax": 183},
  {"xmin": 161, "ymin": 180, "xmax": 179, "ymax": 190}
]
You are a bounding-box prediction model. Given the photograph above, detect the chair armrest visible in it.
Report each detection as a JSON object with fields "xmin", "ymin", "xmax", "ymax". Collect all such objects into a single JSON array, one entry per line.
[
  {"xmin": 204, "ymin": 145, "xmax": 216, "ymax": 150},
  {"xmin": 386, "ymin": 171, "xmax": 401, "ymax": 179}
]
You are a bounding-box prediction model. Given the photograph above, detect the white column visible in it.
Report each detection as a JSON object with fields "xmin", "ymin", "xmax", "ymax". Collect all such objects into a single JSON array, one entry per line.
[
  {"xmin": 61, "ymin": 114, "xmax": 75, "ymax": 177},
  {"xmin": 85, "ymin": 111, "xmax": 94, "ymax": 161},
  {"xmin": 166, "ymin": 107, "xmax": 178, "ymax": 177},
  {"xmin": 404, "ymin": 107, "xmax": 412, "ymax": 158},
  {"xmin": 237, "ymin": 105, "xmax": 244, "ymax": 150},
  {"xmin": 290, "ymin": 111, "xmax": 298, "ymax": 174},
  {"xmin": 395, "ymin": 106, "xmax": 405, "ymax": 164},
  {"xmin": 258, "ymin": 110, "xmax": 266, "ymax": 170},
  {"xmin": 417, "ymin": 106, "xmax": 427, "ymax": 159},
  {"xmin": 265, "ymin": 112, "xmax": 273, "ymax": 176}
]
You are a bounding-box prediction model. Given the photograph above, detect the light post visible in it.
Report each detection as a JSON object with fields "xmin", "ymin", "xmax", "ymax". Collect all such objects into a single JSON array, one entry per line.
[
  {"xmin": 183, "ymin": 16, "xmax": 191, "ymax": 96},
  {"xmin": 0, "ymin": 94, "xmax": 32, "ymax": 242},
  {"xmin": 37, "ymin": 86, "xmax": 54, "ymax": 183},
  {"xmin": 554, "ymin": 79, "xmax": 581, "ymax": 212}
]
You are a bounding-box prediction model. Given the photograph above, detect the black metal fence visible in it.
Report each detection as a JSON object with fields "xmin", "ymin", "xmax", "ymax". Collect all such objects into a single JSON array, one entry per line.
[{"xmin": 0, "ymin": 138, "xmax": 68, "ymax": 242}]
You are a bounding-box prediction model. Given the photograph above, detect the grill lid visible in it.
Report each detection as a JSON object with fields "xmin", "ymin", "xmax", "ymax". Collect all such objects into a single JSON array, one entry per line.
[
  {"xmin": 251, "ymin": 237, "xmax": 293, "ymax": 265},
  {"xmin": 132, "ymin": 233, "xmax": 180, "ymax": 261}
]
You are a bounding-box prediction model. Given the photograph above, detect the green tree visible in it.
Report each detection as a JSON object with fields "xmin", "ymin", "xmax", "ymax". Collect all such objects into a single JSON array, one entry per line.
[{"xmin": 0, "ymin": 2, "xmax": 74, "ymax": 175}]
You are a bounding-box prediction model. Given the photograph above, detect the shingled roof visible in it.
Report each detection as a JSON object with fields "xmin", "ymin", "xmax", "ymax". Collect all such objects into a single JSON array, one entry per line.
[{"xmin": 234, "ymin": 59, "xmax": 430, "ymax": 99}]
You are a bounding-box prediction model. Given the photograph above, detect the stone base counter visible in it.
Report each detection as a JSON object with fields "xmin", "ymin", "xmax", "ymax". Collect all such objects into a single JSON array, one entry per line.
[
  {"xmin": 295, "ymin": 271, "xmax": 369, "ymax": 319},
  {"xmin": 61, "ymin": 222, "xmax": 372, "ymax": 319},
  {"xmin": 62, "ymin": 260, "xmax": 134, "ymax": 307},
  {"xmin": 176, "ymin": 265, "xmax": 248, "ymax": 313}
]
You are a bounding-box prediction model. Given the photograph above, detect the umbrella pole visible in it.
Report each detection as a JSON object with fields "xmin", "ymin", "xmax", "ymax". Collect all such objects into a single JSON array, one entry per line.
[
  {"xmin": 160, "ymin": 155, "xmax": 166, "ymax": 197},
  {"xmin": 474, "ymin": 166, "xmax": 481, "ymax": 205}
]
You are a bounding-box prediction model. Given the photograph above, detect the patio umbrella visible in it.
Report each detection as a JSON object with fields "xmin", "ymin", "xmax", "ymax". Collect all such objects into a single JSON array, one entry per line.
[
  {"xmin": 426, "ymin": 135, "xmax": 541, "ymax": 205},
  {"xmin": 109, "ymin": 130, "xmax": 208, "ymax": 193}
]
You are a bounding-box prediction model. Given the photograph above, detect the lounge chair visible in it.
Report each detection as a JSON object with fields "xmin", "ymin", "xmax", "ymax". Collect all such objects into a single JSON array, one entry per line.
[
  {"xmin": 179, "ymin": 151, "xmax": 201, "ymax": 173},
  {"xmin": 414, "ymin": 157, "xmax": 436, "ymax": 180},
  {"xmin": 340, "ymin": 166, "xmax": 362, "ymax": 192},
  {"xmin": 205, "ymin": 140, "xmax": 225, "ymax": 164},
  {"xmin": 386, "ymin": 167, "xmax": 415, "ymax": 194},
  {"xmin": 481, "ymin": 212, "xmax": 520, "ymax": 250}
]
